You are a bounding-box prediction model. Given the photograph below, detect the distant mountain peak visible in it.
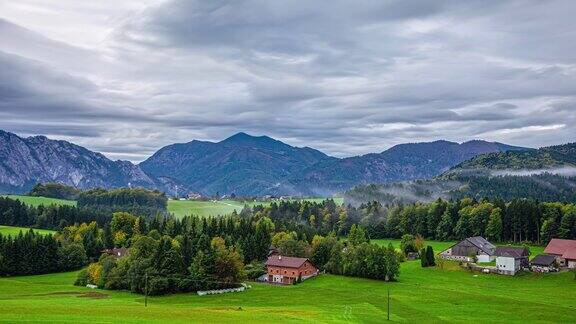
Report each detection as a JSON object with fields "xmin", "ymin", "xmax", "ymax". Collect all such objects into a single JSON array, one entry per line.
[{"xmin": 220, "ymin": 132, "xmax": 277, "ymax": 145}]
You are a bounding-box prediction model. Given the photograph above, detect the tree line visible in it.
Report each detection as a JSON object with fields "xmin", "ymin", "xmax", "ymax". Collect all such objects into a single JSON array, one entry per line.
[
  {"xmin": 77, "ymin": 188, "xmax": 168, "ymax": 217},
  {"xmin": 0, "ymin": 197, "xmax": 110, "ymax": 230},
  {"xmin": 243, "ymin": 198, "xmax": 576, "ymax": 244},
  {"xmin": 0, "ymin": 230, "xmax": 86, "ymax": 276}
]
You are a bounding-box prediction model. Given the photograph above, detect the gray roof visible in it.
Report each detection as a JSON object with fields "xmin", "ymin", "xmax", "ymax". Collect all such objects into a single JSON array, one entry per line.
[
  {"xmin": 466, "ymin": 236, "xmax": 496, "ymax": 255},
  {"xmin": 495, "ymin": 246, "xmax": 529, "ymax": 258},
  {"xmin": 530, "ymin": 254, "xmax": 556, "ymax": 266}
]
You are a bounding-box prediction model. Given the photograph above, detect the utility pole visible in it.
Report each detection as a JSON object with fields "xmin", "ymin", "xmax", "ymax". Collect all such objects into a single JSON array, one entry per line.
[
  {"xmin": 387, "ymin": 288, "xmax": 390, "ymax": 321},
  {"xmin": 145, "ymin": 273, "xmax": 148, "ymax": 307}
]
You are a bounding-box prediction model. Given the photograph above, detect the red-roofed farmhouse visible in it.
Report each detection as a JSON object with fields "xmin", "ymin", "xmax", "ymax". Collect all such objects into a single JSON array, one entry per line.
[
  {"xmin": 265, "ymin": 255, "xmax": 319, "ymax": 284},
  {"xmin": 544, "ymin": 239, "xmax": 576, "ymax": 268}
]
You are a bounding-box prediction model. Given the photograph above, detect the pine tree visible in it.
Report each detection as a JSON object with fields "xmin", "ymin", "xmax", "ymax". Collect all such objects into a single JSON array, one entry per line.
[{"xmin": 426, "ymin": 246, "xmax": 436, "ymax": 267}]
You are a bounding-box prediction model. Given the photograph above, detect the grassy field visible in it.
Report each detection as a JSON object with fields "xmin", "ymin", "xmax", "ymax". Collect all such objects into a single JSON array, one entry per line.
[
  {"xmin": 0, "ymin": 259, "xmax": 574, "ymax": 323},
  {"xmin": 373, "ymin": 239, "xmax": 546, "ymax": 259},
  {"xmin": 3, "ymin": 195, "xmax": 343, "ymax": 218},
  {"xmin": 0, "ymin": 225, "xmax": 56, "ymax": 236},
  {"xmin": 167, "ymin": 197, "xmax": 344, "ymax": 218},
  {"xmin": 2, "ymin": 195, "xmax": 76, "ymax": 207}
]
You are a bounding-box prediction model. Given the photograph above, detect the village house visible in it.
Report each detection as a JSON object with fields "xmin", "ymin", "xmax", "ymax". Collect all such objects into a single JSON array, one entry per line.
[
  {"xmin": 495, "ymin": 246, "xmax": 529, "ymax": 275},
  {"xmin": 530, "ymin": 254, "xmax": 557, "ymax": 273},
  {"xmin": 265, "ymin": 255, "xmax": 319, "ymax": 285},
  {"xmin": 544, "ymin": 238, "xmax": 576, "ymax": 268},
  {"xmin": 440, "ymin": 236, "xmax": 496, "ymax": 262},
  {"xmin": 102, "ymin": 248, "xmax": 129, "ymax": 258}
]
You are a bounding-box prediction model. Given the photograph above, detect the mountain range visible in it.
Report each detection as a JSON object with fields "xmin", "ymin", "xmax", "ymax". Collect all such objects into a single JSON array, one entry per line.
[
  {"xmin": 345, "ymin": 142, "xmax": 576, "ymax": 204},
  {"xmin": 0, "ymin": 129, "xmax": 531, "ymax": 196}
]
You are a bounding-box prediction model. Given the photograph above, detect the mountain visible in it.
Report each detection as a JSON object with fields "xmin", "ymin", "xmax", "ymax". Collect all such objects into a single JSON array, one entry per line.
[
  {"xmin": 0, "ymin": 130, "xmax": 156, "ymax": 193},
  {"xmin": 345, "ymin": 142, "xmax": 576, "ymax": 205},
  {"xmin": 447, "ymin": 142, "xmax": 576, "ymax": 173},
  {"xmin": 139, "ymin": 132, "xmax": 335, "ymax": 196},
  {"xmin": 0, "ymin": 129, "xmax": 533, "ymax": 196},
  {"xmin": 285, "ymin": 140, "xmax": 528, "ymax": 196}
]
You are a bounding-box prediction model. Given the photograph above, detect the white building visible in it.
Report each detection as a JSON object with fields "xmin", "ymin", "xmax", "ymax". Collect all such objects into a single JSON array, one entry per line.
[{"xmin": 495, "ymin": 246, "xmax": 529, "ymax": 275}]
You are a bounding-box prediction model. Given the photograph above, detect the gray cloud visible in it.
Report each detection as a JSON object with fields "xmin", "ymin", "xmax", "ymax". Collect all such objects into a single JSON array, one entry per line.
[{"xmin": 0, "ymin": 0, "xmax": 575, "ymax": 161}]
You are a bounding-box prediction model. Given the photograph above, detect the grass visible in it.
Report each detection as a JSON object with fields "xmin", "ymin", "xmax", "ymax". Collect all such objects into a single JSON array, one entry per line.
[
  {"xmin": 0, "ymin": 225, "xmax": 55, "ymax": 236},
  {"xmin": 372, "ymin": 239, "xmax": 456, "ymax": 253},
  {"xmin": 2, "ymin": 195, "xmax": 76, "ymax": 207},
  {"xmin": 3, "ymin": 194, "xmax": 343, "ymax": 219},
  {"xmin": 167, "ymin": 197, "xmax": 344, "ymax": 219},
  {"xmin": 0, "ymin": 260, "xmax": 574, "ymax": 323}
]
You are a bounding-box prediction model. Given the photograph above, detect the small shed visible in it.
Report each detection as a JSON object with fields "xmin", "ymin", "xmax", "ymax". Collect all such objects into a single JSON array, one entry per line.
[{"xmin": 530, "ymin": 254, "xmax": 557, "ymax": 272}]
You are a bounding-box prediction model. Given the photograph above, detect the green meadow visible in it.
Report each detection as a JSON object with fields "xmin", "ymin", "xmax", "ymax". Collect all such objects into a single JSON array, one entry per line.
[
  {"xmin": 3, "ymin": 195, "xmax": 344, "ymax": 218},
  {"xmin": 373, "ymin": 239, "xmax": 546, "ymax": 259},
  {"xmin": 2, "ymin": 195, "xmax": 76, "ymax": 207},
  {"xmin": 168, "ymin": 198, "xmax": 344, "ymax": 218},
  {"xmin": 0, "ymin": 260, "xmax": 574, "ymax": 323},
  {"xmin": 0, "ymin": 225, "xmax": 56, "ymax": 236}
]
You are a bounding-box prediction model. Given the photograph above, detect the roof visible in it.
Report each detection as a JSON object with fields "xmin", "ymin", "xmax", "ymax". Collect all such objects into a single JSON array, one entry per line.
[
  {"xmin": 495, "ymin": 246, "xmax": 529, "ymax": 259},
  {"xmin": 265, "ymin": 255, "xmax": 310, "ymax": 268},
  {"xmin": 562, "ymin": 249, "xmax": 576, "ymax": 260},
  {"xmin": 530, "ymin": 254, "xmax": 556, "ymax": 266},
  {"xmin": 103, "ymin": 248, "xmax": 129, "ymax": 258},
  {"xmin": 466, "ymin": 236, "xmax": 496, "ymax": 255},
  {"xmin": 544, "ymin": 239, "xmax": 576, "ymax": 259}
]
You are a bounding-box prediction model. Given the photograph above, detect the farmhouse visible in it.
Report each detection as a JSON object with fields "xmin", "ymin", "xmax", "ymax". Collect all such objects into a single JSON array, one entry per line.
[
  {"xmin": 265, "ymin": 255, "xmax": 318, "ymax": 285},
  {"xmin": 530, "ymin": 254, "xmax": 557, "ymax": 272},
  {"xmin": 543, "ymin": 238, "xmax": 576, "ymax": 268},
  {"xmin": 440, "ymin": 236, "xmax": 495, "ymax": 262},
  {"xmin": 495, "ymin": 246, "xmax": 529, "ymax": 275},
  {"xmin": 102, "ymin": 248, "xmax": 129, "ymax": 258}
]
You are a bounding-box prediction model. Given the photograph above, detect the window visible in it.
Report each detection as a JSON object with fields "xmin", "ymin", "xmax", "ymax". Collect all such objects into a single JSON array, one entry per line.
[{"xmin": 284, "ymin": 270, "xmax": 287, "ymax": 274}]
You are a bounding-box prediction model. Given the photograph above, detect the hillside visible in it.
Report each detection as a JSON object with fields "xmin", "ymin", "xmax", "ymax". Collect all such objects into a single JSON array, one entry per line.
[
  {"xmin": 449, "ymin": 142, "xmax": 576, "ymax": 172},
  {"xmin": 139, "ymin": 132, "xmax": 334, "ymax": 196},
  {"xmin": 346, "ymin": 143, "xmax": 576, "ymax": 204},
  {"xmin": 0, "ymin": 130, "xmax": 156, "ymax": 193},
  {"xmin": 287, "ymin": 140, "xmax": 528, "ymax": 195},
  {"xmin": 143, "ymin": 134, "xmax": 528, "ymax": 196}
]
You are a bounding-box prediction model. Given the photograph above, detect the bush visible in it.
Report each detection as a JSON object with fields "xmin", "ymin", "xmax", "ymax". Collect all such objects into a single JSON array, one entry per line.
[
  {"xmin": 74, "ymin": 270, "xmax": 88, "ymax": 286},
  {"xmin": 148, "ymin": 277, "xmax": 170, "ymax": 295},
  {"xmin": 244, "ymin": 261, "xmax": 266, "ymax": 280},
  {"xmin": 58, "ymin": 244, "xmax": 88, "ymax": 271},
  {"xmin": 426, "ymin": 246, "xmax": 436, "ymax": 266}
]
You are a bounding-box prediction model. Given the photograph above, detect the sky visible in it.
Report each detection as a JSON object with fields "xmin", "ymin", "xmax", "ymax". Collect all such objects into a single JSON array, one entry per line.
[{"xmin": 0, "ymin": 0, "xmax": 575, "ymax": 162}]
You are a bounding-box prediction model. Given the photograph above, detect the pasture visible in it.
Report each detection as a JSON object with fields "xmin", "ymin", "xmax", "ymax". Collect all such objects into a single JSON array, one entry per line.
[
  {"xmin": 373, "ymin": 239, "xmax": 546, "ymax": 259},
  {"xmin": 167, "ymin": 197, "xmax": 344, "ymax": 218},
  {"xmin": 2, "ymin": 195, "xmax": 76, "ymax": 207},
  {"xmin": 3, "ymin": 194, "xmax": 344, "ymax": 218},
  {"xmin": 0, "ymin": 225, "xmax": 56, "ymax": 236},
  {"xmin": 0, "ymin": 259, "xmax": 574, "ymax": 323}
]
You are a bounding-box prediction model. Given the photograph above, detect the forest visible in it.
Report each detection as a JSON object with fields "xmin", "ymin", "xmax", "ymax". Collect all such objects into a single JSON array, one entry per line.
[
  {"xmin": 77, "ymin": 188, "xmax": 168, "ymax": 217},
  {"xmin": 345, "ymin": 173, "xmax": 576, "ymax": 205}
]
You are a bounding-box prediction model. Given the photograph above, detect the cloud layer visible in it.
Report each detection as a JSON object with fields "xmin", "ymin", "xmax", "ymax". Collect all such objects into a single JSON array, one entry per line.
[{"xmin": 1, "ymin": 0, "xmax": 575, "ymax": 161}]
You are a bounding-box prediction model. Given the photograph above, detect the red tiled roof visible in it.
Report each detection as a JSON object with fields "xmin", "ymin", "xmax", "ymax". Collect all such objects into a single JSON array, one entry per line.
[
  {"xmin": 544, "ymin": 239, "xmax": 576, "ymax": 259},
  {"xmin": 265, "ymin": 255, "xmax": 309, "ymax": 268},
  {"xmin": 562, "ymin": 249, "xmax": 576, "ymax": 260}
]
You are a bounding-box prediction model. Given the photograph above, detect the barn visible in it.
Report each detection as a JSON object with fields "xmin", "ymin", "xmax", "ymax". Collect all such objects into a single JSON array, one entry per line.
[
  {"xmin": 544, "ymin": 239, "xmax": 576, "ymax": 268},
  {"xmin": 440, "ymin": 236, "xmax": 496, "ymax": 262}
]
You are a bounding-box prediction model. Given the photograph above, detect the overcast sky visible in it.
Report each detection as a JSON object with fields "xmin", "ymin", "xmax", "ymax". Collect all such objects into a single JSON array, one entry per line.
[{"xmin": 1, "ymin": 0, "xmax": 575, "ymax": 162}]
